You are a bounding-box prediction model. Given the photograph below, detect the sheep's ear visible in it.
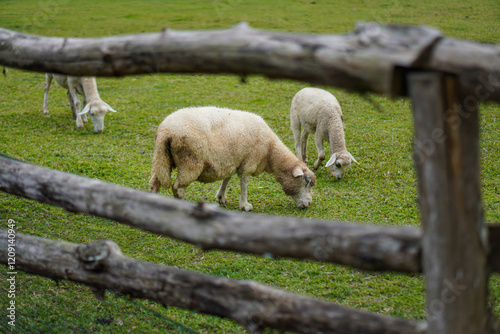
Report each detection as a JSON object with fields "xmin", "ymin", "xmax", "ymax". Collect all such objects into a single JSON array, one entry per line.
[
  {"xmin": 349, "ymin": 152, "xmax": 359, "ymax": 165},
  {"xmin": 104, "ymin": 102, "xmax": 117, "ymax": 112},
  {"xmin": 292, "ymin": 166, "xmax": 304, "ymax": 178},
  {"xmin": 78, "ymin": 104, "xmax": 90, "ymax": 115},
  {"xmin": 325, "ymin": 153, "xmax": 337, "ymax": 167}
]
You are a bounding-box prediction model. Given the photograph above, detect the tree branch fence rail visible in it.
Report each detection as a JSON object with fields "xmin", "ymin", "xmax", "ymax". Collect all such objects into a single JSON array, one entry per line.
[{"xmin": 1, "ymin": 22, "xmax": 499, "ymax": 333}]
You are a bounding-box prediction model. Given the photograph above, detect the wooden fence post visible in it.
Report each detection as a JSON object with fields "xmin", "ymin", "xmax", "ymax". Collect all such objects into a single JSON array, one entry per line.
[{"xmin": 408, "ymin": 72, "xmax": 491, "ymax": 333}]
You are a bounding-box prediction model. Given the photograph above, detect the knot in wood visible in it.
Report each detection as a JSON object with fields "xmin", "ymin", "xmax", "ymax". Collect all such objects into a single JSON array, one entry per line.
[
  {"xmin": 0, "ymin": 40, "xmax": 12, "ymax": 52},
  {"xmin": 191, "ymin": 202, "xmax": 218, "ymax": 220},
  {"xmin": 354, "ymin": 22, "xmax": 382, "ymax": 46},
  {"xmin": 78, "ymin": 239, "xmax": 121, "ymax": 271}
]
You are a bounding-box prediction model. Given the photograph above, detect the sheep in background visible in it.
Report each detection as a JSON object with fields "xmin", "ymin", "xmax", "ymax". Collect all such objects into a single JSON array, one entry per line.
[
  {"xmin": 43, "ymin": 73, "xmax": 116, "ymax": 133},
  {"xmin": 290, "ymin": 87, "xmax": 358, "ymax": 181},
  {"xmin": 149, "ymin": 107, "xmax": 316, "ymax": 211}
]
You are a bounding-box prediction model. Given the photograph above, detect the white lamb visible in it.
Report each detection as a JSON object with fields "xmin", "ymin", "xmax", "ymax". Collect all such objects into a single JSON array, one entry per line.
[
  {"xmin": 43, "ymin": 73, "xmax": 116, "ymax": 133},
  {"xmin": 149, "ymin": 106, "xmax": 316, "ymax": 211},
  {"xmin": 290, "ymin": 87, "xmax": 358, "ymax": 181}
]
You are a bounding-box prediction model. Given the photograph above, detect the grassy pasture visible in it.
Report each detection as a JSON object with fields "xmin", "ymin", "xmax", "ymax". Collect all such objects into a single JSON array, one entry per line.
[{"xmin": 1, "ymin": 0, "xmax": 500, "ymax": 333}]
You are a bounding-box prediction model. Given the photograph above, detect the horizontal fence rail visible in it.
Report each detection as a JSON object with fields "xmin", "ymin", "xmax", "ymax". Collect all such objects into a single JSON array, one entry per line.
[
  {"xmin": 0, "ymin": 229, "xmax": 427, "ymax": 333},
  {"xmin": 0, "ymin": 23, "xmax": 499, "ymax": 102},
  {"xmin": 0, "ymin": 155, "xmax": 421, "ymax": 272},
  {"xmin": 3, "ymin": 155, "xmax": 500, "ymax": 274}
]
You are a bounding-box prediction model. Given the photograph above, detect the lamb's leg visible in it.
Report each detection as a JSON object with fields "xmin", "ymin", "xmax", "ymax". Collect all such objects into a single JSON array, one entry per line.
[
  {"xmin": 81, "ymin": 95, "xmax": 88, "ymax": 123},
  {"xmin": 313, "ymin": 132, "xmax": 326, "ymax": 170},
  {"xmin": 67, "ymin": 86, "xmax": 83, "ymax": 128},
  {"xmin": 290, "ymin": 116, "xmax": 303, "ymax": 160},
  {"xmin": 216, "ymin": 177, "xmax": 231, "ymax": 204},
  {"xmin": 300, "ymin": 130, "xmax": 309, "ymax": 163},
  {"xmin": 239, "ymin": 176, "xmax": 253, "ymax": 212},
  {"xmin": 67, "ymin": 90, "xmax": 76, "ymax": 118},
  {"xmin": 42, "ymin": 73, "xmax": 53, "ymax": 114}
]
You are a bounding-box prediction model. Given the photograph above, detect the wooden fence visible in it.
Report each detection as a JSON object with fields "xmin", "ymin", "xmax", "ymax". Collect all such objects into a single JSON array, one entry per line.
[{"xmin": 1, "ymin": 22, "xmax": 500, "ymax": 333}]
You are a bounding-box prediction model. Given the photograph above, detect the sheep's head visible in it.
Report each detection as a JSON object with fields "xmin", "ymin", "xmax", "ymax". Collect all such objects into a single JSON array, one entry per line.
[
  {"xmin": 79, "ymin": 101, "xmax": 116, "ymax": 133},
  {"xmin": 325, "ymin": 151, "xmax": 358, "ymax": 181},
  {"xmin": 281, "ymin": 165, "xmax": 316, "ymax": 209}
]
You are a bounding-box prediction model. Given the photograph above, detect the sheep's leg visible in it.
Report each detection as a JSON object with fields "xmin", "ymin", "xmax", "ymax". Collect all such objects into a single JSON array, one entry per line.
[
  {"xmin": 42, "ymin": 73, "xmax": 53, "ymax": 114},
  {"xmin": 300, "ymin": 130, "xmax": 309, "ymax": 163},
  {"xmin": 291, "ymin": 117, "xmax": 303, "ymax": 160},
  {"xmin": 148, "ymin": 173, "xmax": 161, "ymax": 193},
  {"xmin": 67, "ymin": 86, "xmax": 83, "ymax": 128},
  {"xmin": 67, "ymin": 90, "xmax": 76, "ymax": 118},
  {"xmin": 81, "ymin": 95, "xmax": 88, "ymax": 123},
  {"xmin": 216, "ymin": 177, "xmax": 231, "ymax": 204},
  {"xmin": 172, "ymin": 163, "xmax": 203, "ymax": 200},
  {"xmin": 313, "ymin": 132, "xmax": 326, "ymax": 170},
  {"xmin": 238, "ymin": 176, "xmax": 253, "ymax": 212},
  {"xmin": 172, "ymin": 179, "xmax": 187, "ymax": 199}
]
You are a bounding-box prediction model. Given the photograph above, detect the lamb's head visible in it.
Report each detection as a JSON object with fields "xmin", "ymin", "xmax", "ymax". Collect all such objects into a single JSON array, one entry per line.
[
  {"xmin": 325, "ymin": 151, "xmax": 358, "ymax": 181},
  {"xmin": 281, "ymin": 165, "xmax": 316, "ymax": 209},
  {"xmin": 79, "ymin": 101, "xmax": 116, "ymax": 133}
]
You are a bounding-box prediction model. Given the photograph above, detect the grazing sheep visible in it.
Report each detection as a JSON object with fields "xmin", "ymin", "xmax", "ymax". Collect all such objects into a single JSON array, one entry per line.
[
  {"xmin": 43, "ymin": 73, "xmax": 116, "ymax": 133},
  {"xmin": 149, "ymin": 107, "xmax": 316, "ymax": 211},
  {"xmin": 290, "ymin": 87, "xmax": 358, "ymax": 181}
]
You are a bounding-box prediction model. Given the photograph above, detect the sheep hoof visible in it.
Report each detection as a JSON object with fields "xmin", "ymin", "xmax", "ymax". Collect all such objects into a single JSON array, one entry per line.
[
  {"xmin": 173, "ymin": 187, "xmax": 186, "ymax": 200},
  {"xmin": 148, "ymin": 178, "xmax": 160, "ymax": 193},
  {"xmin": 240, "ymin": 203, "xmax": 253, "ymax": 212},
  {"xmin": 42, "ymin": 109, "xmax": 49, "ymax": 114},
  {"xmin": 216, "ymin": 195, "xmax": 227, "ymax": 204}
]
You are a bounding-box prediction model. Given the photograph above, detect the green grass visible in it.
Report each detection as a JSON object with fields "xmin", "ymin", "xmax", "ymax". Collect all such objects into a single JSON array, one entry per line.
[{"xmin": 1, "ymin": 0, "xmax": 500, "ymax": 333}]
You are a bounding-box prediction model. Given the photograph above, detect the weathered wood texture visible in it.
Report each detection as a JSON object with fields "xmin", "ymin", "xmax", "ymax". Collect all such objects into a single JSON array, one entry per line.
[
  {"xmin": 0, "ymin": 23, "xmax": 498, "ymax": 102},
  {"xmin": 488, "ymin": 224, "xmax": 500, "ymax": 273},
  {"xmin": 428, "ymin": 39, "xmax": 500, "ymax": 104},
  {"xmin": 0, "ymin": 229, "xmax": 427, "ymax": 334},
  {"xmin": 409, "ymin": 73, "xmax": 491, "ymax": 333},
  {"xmin": 0, "ymin": 155, "xmax": 421, "ymax": 272}
]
